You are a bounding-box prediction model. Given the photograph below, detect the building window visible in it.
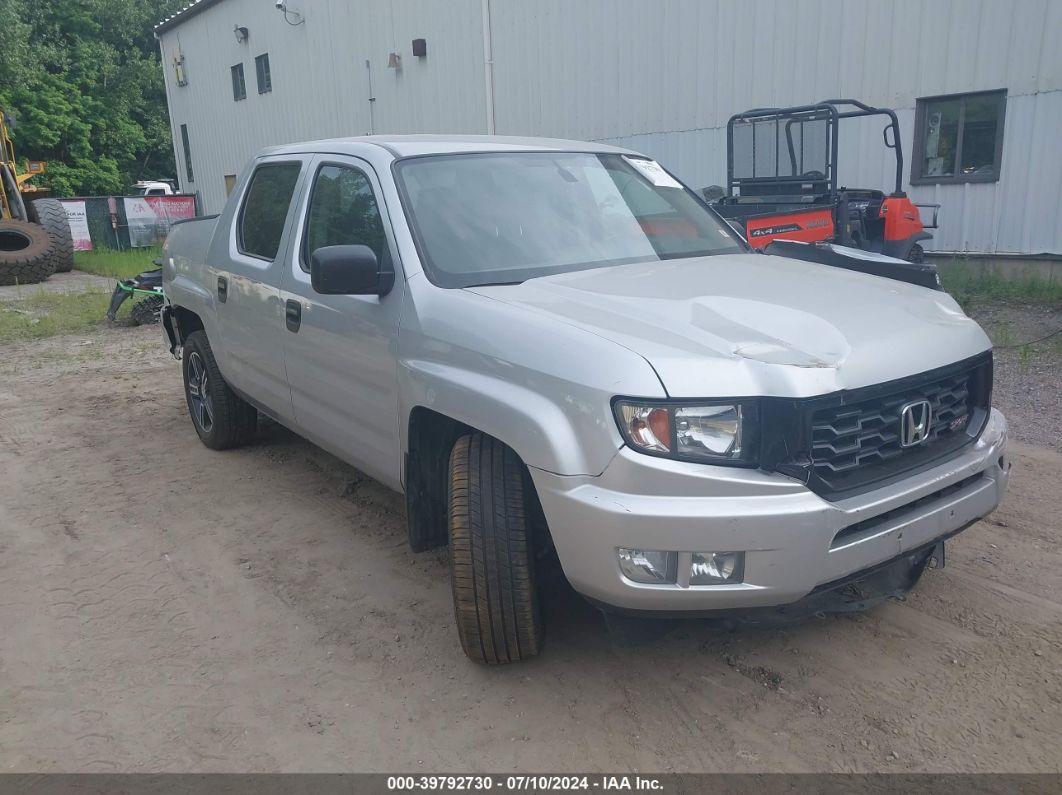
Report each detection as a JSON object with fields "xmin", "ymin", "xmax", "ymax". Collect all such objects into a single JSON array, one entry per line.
[
  {"xmin": 231, "ymin": 63, "xmax": 247, "ymax": 101},
  {"xmin": 255, "ymin": 54, "xmax": 272, "ymax": 94},
  {"xmin": 237, "ymin": 162, "xmax": 302, "ymax": 260},
  {"xmin": 224, "ymin": 174, "xmax": 238, "ymax": 196},
  {"xmin": 180, "ymin": 124, "xmax": 193, "ymax": 183},
  {"xmin": 912, "ymin": 90, "xmax": 1006, "ymax": 184}
]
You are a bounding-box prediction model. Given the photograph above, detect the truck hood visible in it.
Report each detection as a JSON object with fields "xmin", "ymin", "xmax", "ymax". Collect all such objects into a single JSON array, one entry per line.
[{"xmin": 467, "ymin": 253, "xmax": 991, "ymax": 397}]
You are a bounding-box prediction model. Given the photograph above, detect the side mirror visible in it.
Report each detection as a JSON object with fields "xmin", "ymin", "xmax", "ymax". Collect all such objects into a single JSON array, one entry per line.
[
  {"xmin": 701, "ymin": 185, "xmax": 726, "ymax": 202},
  {"xmin": 309, "ymin": 244, "xmax": 394, "ymax": 296}
]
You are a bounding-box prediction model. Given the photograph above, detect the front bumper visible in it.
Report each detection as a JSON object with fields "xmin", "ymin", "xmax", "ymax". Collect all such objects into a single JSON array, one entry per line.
[{"xmin": 530, "ymin": 408, "xmax": 1009, "ymax": 612}]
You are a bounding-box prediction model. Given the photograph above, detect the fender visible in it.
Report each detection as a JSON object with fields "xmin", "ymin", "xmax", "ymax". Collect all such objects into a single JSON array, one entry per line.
[
  {"xmin": 400, "ymin": 361, "xmax": 621, "ymax": 477},
  {"xmin": 880, "ymin": 195, "xmax": 932, "ymax": 260},
  {"xmin": 398, "ymin": 277, "xmax": 667, "ymax": 477}
]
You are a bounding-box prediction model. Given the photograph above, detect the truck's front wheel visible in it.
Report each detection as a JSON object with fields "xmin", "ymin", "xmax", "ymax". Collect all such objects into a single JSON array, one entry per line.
[
  {"xmin": 448, "ymin": 432, "xmax": 543, "ymax": 664},
  {"xmin": 182, "ymin": 331, "xmax": 257, "ymax": 450}
]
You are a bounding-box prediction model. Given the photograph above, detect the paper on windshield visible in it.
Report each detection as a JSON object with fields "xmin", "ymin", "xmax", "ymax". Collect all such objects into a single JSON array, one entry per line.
[{"xmin": 623, "ymin": 156, "xmax": 684, "ymax": 189}]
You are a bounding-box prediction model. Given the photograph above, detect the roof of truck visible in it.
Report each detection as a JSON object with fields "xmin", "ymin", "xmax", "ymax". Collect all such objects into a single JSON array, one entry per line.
[{"xmin": 259, "ymin": 134, "xmax": 639, "ymax": 159}]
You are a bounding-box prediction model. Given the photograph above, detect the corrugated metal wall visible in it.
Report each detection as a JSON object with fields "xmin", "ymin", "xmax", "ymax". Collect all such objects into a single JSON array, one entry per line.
[
  {"xmin": 487, "ymin": 0, "xmax": 1062, "ymax": 255},
  {"xmin": 159, "ymin": 0, "xmax": 487, "ymax": 213},
  {"xmin": 160, "ymin": 0, "xmax": 1062, "ymax": 254}
]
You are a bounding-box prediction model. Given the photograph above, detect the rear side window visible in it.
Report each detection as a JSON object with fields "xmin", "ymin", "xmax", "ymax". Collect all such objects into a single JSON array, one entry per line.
[
  {"xmin": 301, "ymin": 164, "xmax": 390, "ymax": 272},
  {"xmin": 238, "ymin": 162, "xmax": 302, "ymax": 260}
]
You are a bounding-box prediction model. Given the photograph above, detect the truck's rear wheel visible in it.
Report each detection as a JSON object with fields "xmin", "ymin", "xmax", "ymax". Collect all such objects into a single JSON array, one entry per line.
[
  {"xmin": 0, "ymin": 220, "xmax": 56, "ymax": 286},
  {"xmin": 448, "ymin": 432, "xmax": 543, "ymax": 664},
  {"xmin": 182, "ymin": 331, "xmax": 257, "ymax": 449}
]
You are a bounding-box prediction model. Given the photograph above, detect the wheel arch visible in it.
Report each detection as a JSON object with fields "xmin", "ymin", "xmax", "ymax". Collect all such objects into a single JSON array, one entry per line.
[
  {"xmin": 403, "ymin": 405, "xmax": 554, "ymax": 556},
  {"xmin": 163, "ymin": 303, "xmax": 206, "ymax": 354}
]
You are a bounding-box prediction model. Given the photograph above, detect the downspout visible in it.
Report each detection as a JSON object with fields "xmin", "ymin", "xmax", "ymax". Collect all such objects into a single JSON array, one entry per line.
[
  {"xmin": 480, "ymin": 0, "xmax": 496, "ymax": 134},
  {"xmin": 156, "ymin": 30, "xmax": 183, "ymax": 192},
  {"xmin": 365, "ymin": 59, "xmax": 376, "ymax": 135}
]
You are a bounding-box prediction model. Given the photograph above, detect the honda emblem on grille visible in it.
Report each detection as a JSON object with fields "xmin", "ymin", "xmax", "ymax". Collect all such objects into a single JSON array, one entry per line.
[{"xmin": 899, "ymin": 400, "xmax": 933, "ymax": 447}]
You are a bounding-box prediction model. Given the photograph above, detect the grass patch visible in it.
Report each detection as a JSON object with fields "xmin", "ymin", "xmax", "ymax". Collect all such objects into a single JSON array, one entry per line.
[
  {"xmin": 938, "ymin": 260, "xmax": 1062, "ymax": 309},
  {"xmin": 0, "ymin": 288, "xmax": 113, "ymax": 342},
  {"xmin": 73, "ymin": 247, "xmax": 161, "ymax": 279}
]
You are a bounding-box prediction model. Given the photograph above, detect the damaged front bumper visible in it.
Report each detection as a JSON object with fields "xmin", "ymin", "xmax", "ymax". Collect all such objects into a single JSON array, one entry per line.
[{"xmin": 530, "ymin": 409, "xmax": 1009, "ymax": 614}]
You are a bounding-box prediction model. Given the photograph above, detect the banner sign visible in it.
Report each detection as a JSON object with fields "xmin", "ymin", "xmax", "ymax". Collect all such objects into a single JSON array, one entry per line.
[
  {"xmin": 58, "ymin": 200, "xmax": 93, "ymax": 251},
  {"xmin": 123, "ymin": 195, "xmax": 196, "ymax": 248}
]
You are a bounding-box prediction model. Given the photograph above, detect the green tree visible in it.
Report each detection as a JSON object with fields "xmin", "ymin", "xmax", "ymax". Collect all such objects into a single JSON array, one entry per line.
[{"xmin": 0, "ymin": 0, "xmax": 184, "ymax": 196}]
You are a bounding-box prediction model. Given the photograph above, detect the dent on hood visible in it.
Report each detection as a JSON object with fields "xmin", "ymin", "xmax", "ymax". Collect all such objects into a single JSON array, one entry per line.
[{"xmin": 691, "ymin": 297, "xmax": 849, "ymax": 368}]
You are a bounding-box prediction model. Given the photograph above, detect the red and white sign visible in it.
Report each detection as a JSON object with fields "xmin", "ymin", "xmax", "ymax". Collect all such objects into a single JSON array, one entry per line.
[
  {"xmin": 124, "ymin": 195, "xmax": 196, "ymax": 247},
  {"xmin": 59, "ymin": 200, "xmax": 93, "ymax": 251}
]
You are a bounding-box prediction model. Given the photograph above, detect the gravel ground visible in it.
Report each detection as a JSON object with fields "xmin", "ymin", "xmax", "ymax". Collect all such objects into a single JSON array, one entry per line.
[
  {"xmin": 968, "ymin": 302, "xmax": 1062, "ymax": 453},
  {"xmin": 0, "ymin": 270, "xmax": 113, "ymax": 300}
]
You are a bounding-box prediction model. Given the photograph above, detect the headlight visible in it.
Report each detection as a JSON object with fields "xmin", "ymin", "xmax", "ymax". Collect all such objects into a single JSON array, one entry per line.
[{"xmin": 613, "ymin": 399, "xmax": 758, "ymax": 464}]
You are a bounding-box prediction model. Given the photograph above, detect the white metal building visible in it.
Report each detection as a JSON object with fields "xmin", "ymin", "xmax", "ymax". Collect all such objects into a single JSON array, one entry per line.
[{"xmin": 156, "ymin": 0, "xmax": 1062, "ymax": 255}]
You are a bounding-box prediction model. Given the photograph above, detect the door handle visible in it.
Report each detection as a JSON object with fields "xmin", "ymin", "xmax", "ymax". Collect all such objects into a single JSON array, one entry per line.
[
  {"xmin": 217, "ymin": 275, "xmax": 228, "ymax": 303},
  {"xmin": 285, "ymin": 299, "xmax": 302, "ymax": 332}
]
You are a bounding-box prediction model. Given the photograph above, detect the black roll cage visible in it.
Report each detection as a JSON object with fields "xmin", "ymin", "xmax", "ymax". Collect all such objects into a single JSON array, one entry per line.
[{"xmin": 726, "ymin": 99, "xmax": 904, "ymax": 198}]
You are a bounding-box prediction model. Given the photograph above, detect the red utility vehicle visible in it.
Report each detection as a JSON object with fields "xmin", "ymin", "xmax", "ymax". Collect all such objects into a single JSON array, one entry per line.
[{"xmin": 710, "ymin": 99, "xmax": 938, "ymax": 263}]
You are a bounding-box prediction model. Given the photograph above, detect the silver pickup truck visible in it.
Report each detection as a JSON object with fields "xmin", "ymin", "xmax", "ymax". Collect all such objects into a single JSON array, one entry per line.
[{"xmin": 161, "ymin": 135, "xmax": 1009, "ymax": 664}]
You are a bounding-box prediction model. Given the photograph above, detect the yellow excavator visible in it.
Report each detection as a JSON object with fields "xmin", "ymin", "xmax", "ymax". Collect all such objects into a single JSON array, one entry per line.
[{"xmin": 1, "ymin": 107, "xmax": 74, "ymax": 285}]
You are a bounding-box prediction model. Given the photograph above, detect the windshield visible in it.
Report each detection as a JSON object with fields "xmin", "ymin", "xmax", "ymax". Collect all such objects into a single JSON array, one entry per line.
[
  {"xmin": 394, "ymin": 152, "xmax": 744, "ymax": 287},
  {"xmin": 129, "ymin": 186, "xmax": 149, "ymax": 196}
]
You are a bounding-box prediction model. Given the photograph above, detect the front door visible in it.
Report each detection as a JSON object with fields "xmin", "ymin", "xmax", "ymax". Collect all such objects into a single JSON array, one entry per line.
[{"xmin": 279, "ymin": 155, "xmax": 405, "ymax": 489}]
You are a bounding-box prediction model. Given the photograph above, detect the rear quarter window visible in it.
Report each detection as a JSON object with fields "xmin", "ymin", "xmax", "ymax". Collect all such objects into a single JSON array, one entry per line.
[{"xmin": 238, "ymin": 162, "xmax": 302, "ymax": 260}]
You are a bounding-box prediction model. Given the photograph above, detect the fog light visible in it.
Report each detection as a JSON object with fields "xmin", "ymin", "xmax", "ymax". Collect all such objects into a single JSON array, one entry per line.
[
  {"xmin": 690, "ymin": 552, "xmax": 744, "ymax": 585},
  {"xmin": 617, "ymin": 548, "xmax": 677, "ymax": 584}
]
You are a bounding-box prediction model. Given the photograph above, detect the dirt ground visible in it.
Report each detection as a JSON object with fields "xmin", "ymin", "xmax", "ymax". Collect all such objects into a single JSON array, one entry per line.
[
  {"xmin": 1, "ymin": 320, "xmax": 1060, "ymax": 774},
  {"xmin": 0, "ymin": 270, "xmax": 113, "ymax": 300}
]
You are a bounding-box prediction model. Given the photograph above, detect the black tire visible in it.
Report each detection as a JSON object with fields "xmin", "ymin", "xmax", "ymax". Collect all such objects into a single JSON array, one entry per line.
[
  {"xmin": 181, "ymin": 331, "xmax": 257, "ymax": 450},
  {"xmin": 448, "ymin": 432, "xmax": 543, "ymax": 664},
  {"xmin": 0, "ymin": 219, "xmax": 57, "ymax": 286},
  {"xmin": 907, "ymin": 243, "xmax": 925, "ymax": 264},
  {"xmin": 30, "ymin": 198, "xmax": 75, "ymax": 273},
  {"xmin": 130, "ymin": 296, "xmax": 163, "ymax": 326}
]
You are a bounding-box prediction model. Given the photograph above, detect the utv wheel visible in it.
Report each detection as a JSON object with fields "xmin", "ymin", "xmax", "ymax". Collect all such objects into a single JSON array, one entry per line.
[
  {"xmin": 130, "ymin": 296, "xmax": 163, "ymax": 326},
  {"xmin": 182, "ymin": 331, "xmax": 257, "ymax": 450},
  {"xmin": 907, "ymin": 243, "xmax": 925, "ymax": 264},
  {"xmin": 448, "ymin": 432, "xmax": 543, "ymax": 664},
  {"xmin": 29, "ymin": 199, "xmax": 75, "ymax": 273}
]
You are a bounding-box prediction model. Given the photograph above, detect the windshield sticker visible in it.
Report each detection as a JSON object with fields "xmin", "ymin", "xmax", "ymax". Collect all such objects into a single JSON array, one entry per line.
[{"xmin": 623, "ymin": 156, "xmax": 683, "ymax": 189}]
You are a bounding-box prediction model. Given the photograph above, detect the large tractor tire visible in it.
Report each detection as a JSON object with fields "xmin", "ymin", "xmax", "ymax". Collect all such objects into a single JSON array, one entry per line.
[
  {"xmin": 447, "ymin": 432, "xmax": 543, "ymax": 665},
  {"xmin": 0, "ymin": 219, "xmax": 57, "ymax": 286},
  {"xmin": 29, "ymin": 199, "xmax": 75, "ymax": 273}
]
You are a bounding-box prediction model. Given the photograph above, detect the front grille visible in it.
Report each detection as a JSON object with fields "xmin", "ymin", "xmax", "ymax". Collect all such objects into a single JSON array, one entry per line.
[
  {"xmin": 811, "ymin": 371, "xmax": 971, "ymax": 480},
  {"xmin": 765, "ymin": 352, "xmax": 993, "ymax": 500}
]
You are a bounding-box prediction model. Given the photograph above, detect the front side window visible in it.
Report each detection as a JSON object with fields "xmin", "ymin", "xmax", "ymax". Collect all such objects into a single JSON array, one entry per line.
[
  {"xmin": 255, "ymin": 54, "xmax": 272, "ymax": 94},
  {"xmin": 238, "ymin": 162, "xmax": 302, "ymax": 260},
  {"xmin": 302, "ymin": 164, "xmax": 390, "ymax": 272},
  {"xmin": 913, "ymin": 90, "xmax": 1006, "ymax": 184},
  {"xmin": 231, "ymin": 63, "xmax": 246, "ymax": 101},
  {"xmin": 395, "ymin": 152, "xmax": 743, "ymax": 288}
]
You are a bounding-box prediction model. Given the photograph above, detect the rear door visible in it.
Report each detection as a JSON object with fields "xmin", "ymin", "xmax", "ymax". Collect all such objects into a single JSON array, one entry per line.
[
  {"xmin": 278, "ymin": 155, "xmax": 405, "ymax": 488},
  {"xmin": 212, "ymin": 156, "xmax": 308, "ymax": 423}
]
